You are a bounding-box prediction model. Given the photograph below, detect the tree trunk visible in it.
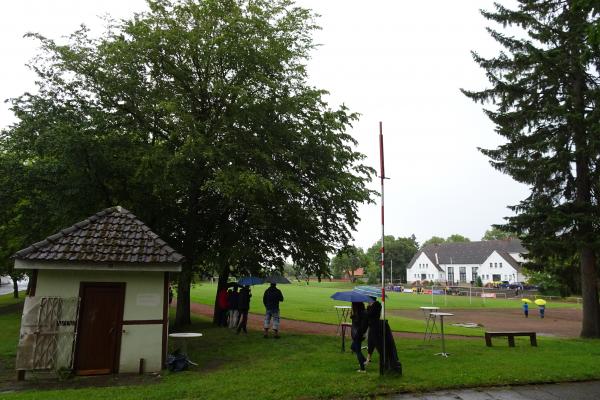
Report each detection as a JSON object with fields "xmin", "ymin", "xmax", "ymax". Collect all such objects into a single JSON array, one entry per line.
[
  {"xmin": 212, "ymin": 267, "xmax": 229, "ymax": 325},
  {"xmin": 12, "ymin": 277, "xmax": 19, "ymax": 299},
  {"xmin": 580, "ymin": 249, "xmax": 600, "ymax": 337},
  {"xmin": 569, "ymin": 5, "xmax": 600, "ymax": 337},
  {"xmin": 175, "ymin": 261, "xmax": 192, "ymax": 328}
]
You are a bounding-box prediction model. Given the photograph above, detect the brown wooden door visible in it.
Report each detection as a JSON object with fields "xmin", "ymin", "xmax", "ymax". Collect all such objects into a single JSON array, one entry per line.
[{"xmin": 75, "ymin": 283, "xmax": 125, "ymax": 375}]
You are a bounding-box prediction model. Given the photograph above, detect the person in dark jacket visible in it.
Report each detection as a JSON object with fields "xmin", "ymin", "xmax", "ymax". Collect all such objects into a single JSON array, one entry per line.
[
  {"xmin": 365, "ymin": 298, "xmax": 381, "ymax": 365},
  {"xmin": 237, "ymin": 286, "xmax": 252, "ymax": 334},
  {"xmin": 263, "ymin": 283, "xmax": 284, "ymax": 338},
  {"xmin": 350, "ymin": 302, "xmax": 368, "ymax": 372}
]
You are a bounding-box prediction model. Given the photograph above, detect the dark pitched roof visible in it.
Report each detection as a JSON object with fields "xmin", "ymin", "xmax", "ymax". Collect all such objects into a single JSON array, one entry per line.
[
  {"xmin": 408, "ymin": 239, "xmax": 526, "ymax": 269},
  {"xmin": 14, "ymin": 206, "xmax": 184, "ymax": 264}
]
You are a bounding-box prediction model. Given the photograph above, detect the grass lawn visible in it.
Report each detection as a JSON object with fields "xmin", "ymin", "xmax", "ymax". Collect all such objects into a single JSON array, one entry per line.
[
  {"xmin": 0, "ymin": 291, "xmax": 26, "ymax": 308},
  {"xmin": 189, "ymin": 282, "xmax": 580, "ymax": 336},
  {"xmin": 2, "ymin": 310, "xmax": 600, "ymax": 400}
]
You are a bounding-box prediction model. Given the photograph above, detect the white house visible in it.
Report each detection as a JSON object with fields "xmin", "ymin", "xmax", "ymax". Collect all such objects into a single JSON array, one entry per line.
[{"xmin": 406, "ymin": 239, "xmax": 527, "ymax": 285}]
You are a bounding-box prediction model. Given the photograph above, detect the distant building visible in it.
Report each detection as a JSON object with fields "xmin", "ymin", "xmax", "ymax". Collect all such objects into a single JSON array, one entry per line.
[
  {"xmin": 343, "ymin": 267, "xmax": 365, "ymax": 282},
  {"xmin": 406, "ymin": 239, "xmax": 527, "ymax": 285}
]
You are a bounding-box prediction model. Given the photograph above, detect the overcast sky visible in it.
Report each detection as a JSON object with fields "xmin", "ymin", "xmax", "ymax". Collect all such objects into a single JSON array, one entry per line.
[{"xmin": 0, "ymin": 1, "xmax": 529, "ymax": 250}]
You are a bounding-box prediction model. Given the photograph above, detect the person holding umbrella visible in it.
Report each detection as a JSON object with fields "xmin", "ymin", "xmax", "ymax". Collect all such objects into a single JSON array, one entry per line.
[
  {"xmin": 237, "ymin": 285, "xmax": 252, "ymax": 334},
  {"xmin": 535, "ymin": 299, "xmax": 546, "ymax": 319},
  {"xmin": 365, "ymin": 296, "xmax": 382, "ymax": 365},
  {"xmin": 350, "ymin": 302, "xmax": 369, "ymax": 373},
  {"xmin": 263, "ymin": 282, "xmax": 284, "ymax": 338}
]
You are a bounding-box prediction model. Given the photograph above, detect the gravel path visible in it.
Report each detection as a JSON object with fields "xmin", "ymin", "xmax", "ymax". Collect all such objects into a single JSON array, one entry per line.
[{"xmin": 188, "ymin": 302, "xmax": 474, "ymax": 339}]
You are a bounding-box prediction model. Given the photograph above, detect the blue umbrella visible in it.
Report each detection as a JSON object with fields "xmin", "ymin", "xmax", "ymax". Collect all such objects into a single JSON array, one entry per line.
[
  {"xmin": 354, "ymin": 285, "xmax": 387, "ymax": 298},
  {"xmin": 238, "ymin": 276, "xmax": 264, "ymax": 286},
  {"xmin": 330, "ymin": 291, "xmax": 375, "ymax": 303}
]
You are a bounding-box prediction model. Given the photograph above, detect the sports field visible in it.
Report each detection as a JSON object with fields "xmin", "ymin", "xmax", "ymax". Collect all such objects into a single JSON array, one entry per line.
[{"xmin": 189, "ymin": 281, "xmax": 581, "ymax": 337}]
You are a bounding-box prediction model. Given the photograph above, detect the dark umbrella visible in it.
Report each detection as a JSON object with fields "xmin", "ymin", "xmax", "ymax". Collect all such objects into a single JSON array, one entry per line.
[
  {"xmin": 265, "ymin": 275, "xmax": 291, "ymax": 284},
  {"xmin": 330, "ymin": 291, "xmax": 375, "ymax": 303},
  {"xmin": 238, "ymin": 276, "xmax": 264, "ymax": 286}
]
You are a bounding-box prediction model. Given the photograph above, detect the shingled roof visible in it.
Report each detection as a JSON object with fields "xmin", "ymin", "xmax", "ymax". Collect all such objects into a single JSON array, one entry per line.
[
  {"xmin": 408, "ymin": 239, "xmax": 526, "ymax": 270},
  {"xmin": 13, "ymin": 206, "xmax": 184, "ymax": 264}
]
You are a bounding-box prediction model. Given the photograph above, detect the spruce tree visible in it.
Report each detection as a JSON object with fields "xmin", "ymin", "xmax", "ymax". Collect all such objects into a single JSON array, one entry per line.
[{"xmin": 463, "ymin": 0, "xmax": 600, "ymax": 337}]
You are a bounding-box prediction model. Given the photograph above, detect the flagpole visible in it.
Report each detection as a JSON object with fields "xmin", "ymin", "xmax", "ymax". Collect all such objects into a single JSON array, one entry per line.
[{"xmin": 379, "ymin": 121, "xmax": 386, "ymax": 375}]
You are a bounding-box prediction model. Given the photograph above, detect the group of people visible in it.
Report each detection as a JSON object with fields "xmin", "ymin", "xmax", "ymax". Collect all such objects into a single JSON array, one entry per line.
[
  {"xmin": 216, "ymin": 282, "xmax": 284, "ymax": 337},
  {"xmin": 349, "ymin": 298, "xmax": 382, "ymax": 372},
  {"xmin": 217, "ymin": 285, "xmax": 252, "ymax": 334},
  {"xmin": 522, "ymin": 302, "xmax": 546, "ymax": 318}
]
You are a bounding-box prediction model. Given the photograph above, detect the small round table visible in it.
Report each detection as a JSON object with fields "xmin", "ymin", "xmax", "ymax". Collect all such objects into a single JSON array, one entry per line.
[
  {"xmin": 419, "ymin": 306, "xmax": 440, "ymax": 341},
  {"xmin": 429, "ymin": 312, "xmax": 453, "ymax": 357},
  {"xmin": 169, "ymin": 332, "xmax": 203, "ymax": 365},
  {"xmin": 334, "ymin": 305, "xmax": 351, "ymax": 335}
]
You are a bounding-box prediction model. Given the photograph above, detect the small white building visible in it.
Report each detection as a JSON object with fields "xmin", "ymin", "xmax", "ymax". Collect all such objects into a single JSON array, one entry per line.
[
  {"xmin": 406, "ymin": 239, "xmax": 527, "ymax": 285},
  {"xmin": 13, "ymin": 206, "xmax": 182, "ymax": 376}
]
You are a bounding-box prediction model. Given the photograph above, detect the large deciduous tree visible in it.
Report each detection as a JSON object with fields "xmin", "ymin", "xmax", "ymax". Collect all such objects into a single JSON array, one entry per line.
[
  {"xmin": 463, "ymin": 0, "xmax": 600, "ymax": 337},
  {"xmin": 1, "ymin": 0, "xmax": 374, "ymax": 326},
  {"xmin": 366, "ymin": 235, "xmax": 419, "ymax": 283}
]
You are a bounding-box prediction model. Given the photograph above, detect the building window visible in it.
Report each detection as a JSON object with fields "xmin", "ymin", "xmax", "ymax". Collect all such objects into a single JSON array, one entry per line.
[
  {"xmin": 499, "ymin": 262, "xmax": 503, "ymax": 268},
  {"xmin": 489, "ymin": 262, "xmax": 492, "ymax": 268},
  {"xmin": 494, "ymin": 263, "xmax": 497, "ymax": 268},
  {"xmin": 472, "ymin": 267, "xmax": 478, "ymax": 282},
  {"xmin": 447, "ymin": 267, "xmax": 454, "ymax": 284},
  {"xmin": 459, "ymin": 267, "xmax": 466, "ymax": 283}
]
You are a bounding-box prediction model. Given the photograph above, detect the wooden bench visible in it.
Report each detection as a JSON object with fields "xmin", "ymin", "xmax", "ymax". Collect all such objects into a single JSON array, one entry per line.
[{"xmin": 485, "ymin": 331, "xmax": 537, "ymax": 347}]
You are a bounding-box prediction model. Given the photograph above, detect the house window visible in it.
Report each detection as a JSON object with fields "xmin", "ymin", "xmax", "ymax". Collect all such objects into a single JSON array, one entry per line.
[
  {"xmin": 499, "ymin": 262, "xmax": 503, "ymax": 268},
  {"xmin": 459, "ymin": 267, "xmax": 466, "ymax": 283},
  {"xmin": 494, "ymin": 263, "xmax": 497, "ymax": 268},
  {"xmin": 447, "ymin": 267, "xmax": 454, "ymax": 284},
  {"xmin": 489, "ymin": 262, "xmax": 492, "ymax": 268},
  {"xmin": 472, "ymin": 267, "xmax": 478, "ymax": 282}
]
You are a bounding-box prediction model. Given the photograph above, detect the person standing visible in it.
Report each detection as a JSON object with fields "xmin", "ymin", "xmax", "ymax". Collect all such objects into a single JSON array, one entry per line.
[
  {"xmin": 539, "ymin": 304, "xmax": 545, "ymax": 319},
  {"xmin": 237, "ymin": 285, "xmax": 252, "ymax": 334},
  {"xmin": 217, "ymin": 287, "xmax": 229, "ymax": 326},
  {"xmin": 263, "ymin": 283, "xmax": 284, "ymax": 338},
  {"xmin": 365, "ymin": 297, "xmax": 382, "ymax": 365},
  {"xmin": 350, "ymin": 302, "xmax": 368, "ymax": 373},
  {"xmin": 523, "ymin": 302, "xmax": 529, "ymax": 318}
]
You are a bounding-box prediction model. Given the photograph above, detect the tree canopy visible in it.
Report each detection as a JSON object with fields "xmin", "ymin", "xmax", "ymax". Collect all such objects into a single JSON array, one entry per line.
[
  {"xmin": 0, "ymin": 0, "xmax": 374, "ymax": 325},
  {"xmin": 421, "ymin": 234, "xmax": 470, "ymax": 248},
  {"xmin": 365, "ymin": 235, "xmax": 419, "ymax": 284},
  {"xmin": 463, "ymin": 0, "xmax": 600, "ymax": 337},
  {"xmin": 481, "ymin": 227, "xmax": 515, "ymax": 241}
]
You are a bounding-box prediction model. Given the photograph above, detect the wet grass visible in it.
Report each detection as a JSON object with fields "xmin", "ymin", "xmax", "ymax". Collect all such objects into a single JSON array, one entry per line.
[{"xmin": 2, "ymin": 310, "xmax": 600, "ymax": 400}]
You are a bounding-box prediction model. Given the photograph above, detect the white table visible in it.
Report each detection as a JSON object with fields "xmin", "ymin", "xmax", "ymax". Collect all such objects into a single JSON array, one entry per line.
[
  {"xmin": 430, "ymin": 312, "xmax": 453, "ymax": 357},
  {"xmin": 419, "ymin": 306, "xmax": 440, "ymax": 341},
  {"xmin": 169, "ymin": 332, "xmax": 203, "ymax": 365},
  {"xmin": 334, "ymin": 305, "xmax": 351, "ymax": 335}
]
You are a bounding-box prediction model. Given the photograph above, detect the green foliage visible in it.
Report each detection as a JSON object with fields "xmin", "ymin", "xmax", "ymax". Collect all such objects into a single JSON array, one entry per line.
[
  {"xmin": 330, "ymin": 245, "xmax": 369, "ymax": 281},
  {"xmin": 476, "ymin": 276, "xmax": 483, "ymax": 288},
  {"xmin": 1, "ymin": 0, "xmax": 374, "ymax": 324},
  {"xmin": 462, "ymin": 0, "xmax": 600, "ymax": 337},
  {"xmin": 422, "ymin": 236, "xmax": 446, "ymax": 247},
  {"xmin": 422, "ymin": 234, "xmax": 470, "ymax": 248},
  {"xmin": 366, "ymin": 235, "xmax": 419, "ymax": 283},
  {"xmin": 482, "ymin": 226, "xmax": 515, "ymax": 241}
]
